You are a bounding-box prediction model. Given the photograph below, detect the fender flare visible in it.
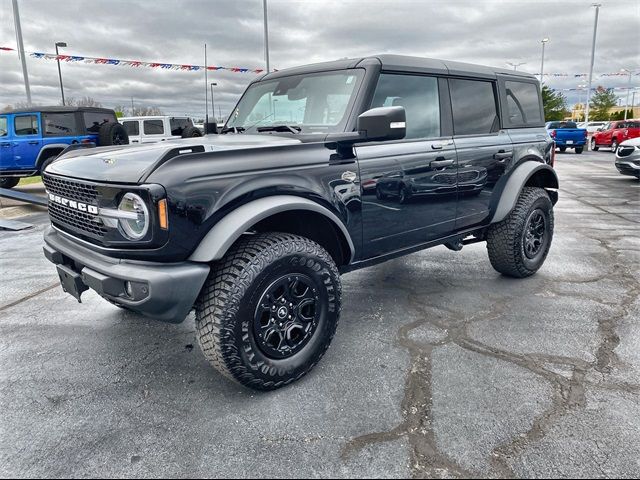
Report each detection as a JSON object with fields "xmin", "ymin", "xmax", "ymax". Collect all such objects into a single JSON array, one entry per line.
[
  {"xmin": 35, "ymin": 143, "xmax": 70, "ymax": 168},
  {"xmin": 490, "ymin": 162, "xmax": 558, "ymax": 224},
  {"xmin": 189, "ymin": 195, "xmax": 355, "ymax": 263}
]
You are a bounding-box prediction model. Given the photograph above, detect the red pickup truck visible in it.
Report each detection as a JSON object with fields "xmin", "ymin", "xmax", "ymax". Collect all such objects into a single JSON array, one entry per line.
[{"xmin": 591, "ymin": 120, "xmax": 640, "ymax": 152}]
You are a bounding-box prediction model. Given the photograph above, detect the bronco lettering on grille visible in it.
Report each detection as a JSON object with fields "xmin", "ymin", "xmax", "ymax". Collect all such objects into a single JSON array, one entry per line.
[{"xmin": 48, "ymin": 193, "xmax": 99, "ymax": 215}]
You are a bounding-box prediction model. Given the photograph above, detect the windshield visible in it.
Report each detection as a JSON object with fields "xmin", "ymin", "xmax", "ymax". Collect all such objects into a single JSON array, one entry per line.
[{"xmin": 225, "ymin": 69, "xmax": 364, "ymax": 134}]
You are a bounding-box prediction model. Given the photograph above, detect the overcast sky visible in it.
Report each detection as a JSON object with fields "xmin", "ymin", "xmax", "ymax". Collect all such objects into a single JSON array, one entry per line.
[{"xmin": 1, "ymin": 0, "xmax": 638, "ymax": 120}]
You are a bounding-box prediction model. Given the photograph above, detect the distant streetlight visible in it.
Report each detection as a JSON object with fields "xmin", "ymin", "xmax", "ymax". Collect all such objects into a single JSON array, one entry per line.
[
  {"xmin": 210, "ymin": 82, "xmax": 218, "ymax": 123},
  {"xmin": 584, "ymin": 4, "xmax": 602, "ymax": 123},
  {"xmin": 263, "ymin": 0, "xmax": 270, "ymax": 72},
  {"xmin": 620, "ymin": 68, "xmax": 634, "ymax": 120},
  {"xmin": 55, "ymin": 41, "xmax": 67, "ymax": 106},
  {"xmin": 507, "ymin": 61, "xmax": 526, "ymax": 71},
  {"xmin": 539, "ymin": 38, "xmax": 549, "ymax": 83}
]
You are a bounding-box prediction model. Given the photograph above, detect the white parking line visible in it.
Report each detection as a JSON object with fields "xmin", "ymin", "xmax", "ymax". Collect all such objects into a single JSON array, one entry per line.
[{"xmin": 362, "ymin": 201, "xmax": 402, "ymax": 211}]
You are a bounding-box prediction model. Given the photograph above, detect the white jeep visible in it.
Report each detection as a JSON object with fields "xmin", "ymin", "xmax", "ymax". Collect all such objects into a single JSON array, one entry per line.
[{"xmin": 119, "ymin": 116, "xmax": 202, "ymax": 144}]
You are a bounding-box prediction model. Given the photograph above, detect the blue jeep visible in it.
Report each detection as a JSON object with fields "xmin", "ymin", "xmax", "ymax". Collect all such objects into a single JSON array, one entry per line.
[{"xmin": 0, "ymin": 106, "xmax": 128, "ymax": 188}]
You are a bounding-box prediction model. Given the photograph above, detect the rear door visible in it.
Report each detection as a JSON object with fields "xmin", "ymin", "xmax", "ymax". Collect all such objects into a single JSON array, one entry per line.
[
  {"xmin": 450, "ymin": 78, "xmax": 512, "ymax": 229},
  {"xmin": 13, "ymin": 113, "xmax": 42, "ymax": 169},
  {"xmin": 122, "ymin": 120, "xmax": 141, "ymax": 143},
  {"xmin": 142, "ymin": 119, "xmax": 166, "ymax": 143}
]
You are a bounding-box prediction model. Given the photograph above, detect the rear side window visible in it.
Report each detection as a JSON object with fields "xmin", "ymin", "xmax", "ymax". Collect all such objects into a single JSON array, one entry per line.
[
  {"xmin": 83, "ymin": 111, "xmax": 115, "ymax": 133},
  {"xmin": 144, "ymin": 120, "xmax": 164, "ymax": 135},
  {"xmin": 122, "ymin": 121, "xmax": 139, "ymax": 136},
  {"xmin": 449, "ymin": 79, "xmax": 499, "ymax": 135},
  {"xmin": 627, "ymin": 122, "xmax": 640, "ymax": 128},
  {"xmin": 170, "ymin": 118, "xmax": 191, "ymax": 136},
  {"xmin": 504, "ymin": 81, "xmax": 542, "ymax": 126},
  {"xmin": 43, "ymin": 113, "xmax": 77, "ymax": 136},
  {"xmin": 0, "ymin": 116, "xmax": 7, "ymax": 137},
  {"xmin": 14, "ymin": 115, "xmax": 39, "ymax": 136},
  {"xmin": 370, "ymin": 73, "xmax": 440, "ymax": 139}
]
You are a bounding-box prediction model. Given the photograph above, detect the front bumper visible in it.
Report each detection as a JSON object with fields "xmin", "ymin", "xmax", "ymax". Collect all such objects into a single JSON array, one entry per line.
[
  {"xmin": 615, "ymin": 160, "xmax": 640, "ymax": 178},
  {"xmin": 43, "ymin": 227, "xmax": 210, "ymax": 323}
]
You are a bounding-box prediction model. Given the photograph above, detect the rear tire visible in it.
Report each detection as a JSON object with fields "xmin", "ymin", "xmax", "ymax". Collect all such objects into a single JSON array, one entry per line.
[
  {"xmin": 611, "ymin": 138, "xmax": 618, "ymax": 153},
  {"xmin": 486, "ymin": 187, "xmax": 554, "ymax": 278},
  {"xmin": 181, "ymin": 126, "xmax": 202, "ymax": 138},
  {"xmin": 98, "ymin": 122, "xmax": 129, "ymax": 146},
  {"xmin": 0, "ymin": 177, "xmax": 20, "ymax": 189},
  {"xmin": 591, "ymin": 138, "xmax": 599, "ymax": 151},
  {"xmin": 558, "ymin": 146, "xmax": 566, "ymax": 152},
  {"xmin": 575, "ymin": 146, "xmax": 583, "ymax": 154},
  {"xmin": 195, "ymin": 232, "xmax": 341, "ymax": 391}
]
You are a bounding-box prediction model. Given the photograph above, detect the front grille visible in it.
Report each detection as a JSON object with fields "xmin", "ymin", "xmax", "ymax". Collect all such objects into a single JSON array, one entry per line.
[
  {"xmin": 43, "ymin": 175, "xmax": 107, "ymax": 238},
  {"xmin": 617, "ymin": 146, "xmax": 635, "ymax": 158}
]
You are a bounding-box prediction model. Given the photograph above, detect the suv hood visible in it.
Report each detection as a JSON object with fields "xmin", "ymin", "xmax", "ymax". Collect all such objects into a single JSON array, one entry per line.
[{"xmin": 46, "ymin": 134, "xmax": 303, "ymax": 183}]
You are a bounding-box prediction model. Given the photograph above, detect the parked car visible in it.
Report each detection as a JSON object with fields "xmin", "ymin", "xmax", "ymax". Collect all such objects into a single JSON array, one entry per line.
[
  {"xmin": 546, "ymin": 121, "xmax": 587, "ymax": 153},
  {"xmin": 43, "ymin": 54, "xmax": 557, "ymax": 390},
  {"xmin": 119, "ymin": 116, "xmax": 202, "ymax": 144},
  {"xmin": 580, "ymin": 121, "xmax": 607, "ymax": 134},
  {"xmin": 615, "ymin": 137, "xmax": 640, "ymax": 179},
  {"xmin": 0, "ymin": 106, "xmax": 127, "ymax": 189},
  {"xmin": 591, "ymin": 120, "xmax": 640, "ymax": 152}
]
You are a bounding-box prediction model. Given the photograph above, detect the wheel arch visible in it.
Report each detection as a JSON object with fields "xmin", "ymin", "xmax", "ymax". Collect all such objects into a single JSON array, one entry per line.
[
  {"xmin": 189, "ymin": 195, "xmax": 355, "ymax": 266},
  {"xmin": 35, "ymin": 144, "xmax": 69, "ymax": 170},
  {"xmin": 490, "ymin": 161, "xmax": 558, "ymax": 224}
]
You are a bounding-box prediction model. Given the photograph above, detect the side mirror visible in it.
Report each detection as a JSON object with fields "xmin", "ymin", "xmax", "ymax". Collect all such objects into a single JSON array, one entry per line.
[{"xmin": 357, "ymin": 106, "xmax": 406, "ymax": 142}]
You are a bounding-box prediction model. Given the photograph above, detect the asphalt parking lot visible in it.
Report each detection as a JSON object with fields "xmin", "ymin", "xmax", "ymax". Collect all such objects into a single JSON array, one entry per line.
[{"xmin": 1, "ymin": 150, "xmax": 638, "ymax": 478}]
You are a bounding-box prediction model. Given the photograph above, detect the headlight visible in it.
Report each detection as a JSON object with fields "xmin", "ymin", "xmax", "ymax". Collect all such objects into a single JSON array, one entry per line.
[{"xmin": 117, "ymin": 193, "xmax": 149, "ymax": 240}]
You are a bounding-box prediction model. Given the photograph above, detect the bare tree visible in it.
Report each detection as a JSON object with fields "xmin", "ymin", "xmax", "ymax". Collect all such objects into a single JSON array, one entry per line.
[
  {"xmin": 2, "ymin": 101, "xmax": 32, "ymax": 112},
  {"xmin": 131, "ymin": 105, "xmax": 164, "ymax": 116},
  {"xmin": 64, "ymin": 96, "xmax": 103, "ymax": 107}
]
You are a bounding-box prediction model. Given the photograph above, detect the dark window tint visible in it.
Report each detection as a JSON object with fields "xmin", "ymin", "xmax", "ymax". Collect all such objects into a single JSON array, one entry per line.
[
  {"xmin": 122, "ymin": 121, "xmax": 139, "ymax": 136},
  {"xmin": 43, "ymin": 113, "xmax": 77, "ymax": 136},
  {"xmin": 170, "ymin": 117, "xmax": 192, "ymax": 136},
  {"xmin": 505, "ymin": 81, "xmax": 542, "ymax": 126},
  {"xmin": 627, "ymin": 122, "xmax": 640, "ymax": 128},
  {"xmin": 83, "ymin": 111, "xmax": 115, "ymax": 133},
  {"xmin": 547, "ymin": 121, "xmax": 577, "ymax": 129},
  {"xmin": 449, "ymin": 79, "xmax": 498, "ymax": 135},
  {"xmin": 0, "ymin": 116, "xmax": 7, "ymax": 137},
  {"xmin": 144, "ymin": 120, "xmax": 164, "ymax": 135},
  {"xmin": 14, "ymin": 115, "xmax": 39, "ymax": 136},
  {"xmin": 370, "ymin": 74, "xmax": 440, "ymax": 139}
]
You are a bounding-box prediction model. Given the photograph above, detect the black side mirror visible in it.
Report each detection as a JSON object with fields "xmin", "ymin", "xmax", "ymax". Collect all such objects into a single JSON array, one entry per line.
[{"xmin": 357, "ymin": 106, "xmax": 406, "ymax": 142}]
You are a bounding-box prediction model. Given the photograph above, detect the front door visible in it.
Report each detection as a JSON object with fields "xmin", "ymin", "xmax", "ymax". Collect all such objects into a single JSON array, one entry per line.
[
  {"xmin": 13, "ymin": 113, "xmax": 42, "ymax": 169},
  {"xmin": 357, "ymin": 73, "xmax": 458, "ymax": 258},
  {"xmin": 446, "ymin": 78, "xmax": 511, "ymax": 229},
  {"xmin": 0, "ymin": 115, "xmax": 13, "ymax": 171}
]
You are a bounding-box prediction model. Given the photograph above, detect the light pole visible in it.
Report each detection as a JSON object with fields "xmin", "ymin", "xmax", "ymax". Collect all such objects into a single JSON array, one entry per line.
[
  {"xmin": 55, "ymin": 42, "xmax": 67, "ymax": 106},
  {"xmin": 507, "ymin": 62, "xmax": 526, "ymax": 71},
  {"xmin": 584, "ymin": 3, "xmax": 601, "ymax": 123},
  {"xmin": 539, "ymin": 38, "xmax": 549, "ymax": 83},
  {"xmin": 576, "ymin": 84, "xmax": 587, "ymax": 121},
  {"xmin": 210, "ymin": 82, "xmax": 217, "ymax": 124},
  {"xmin": 620, "ymin": 68, "xmax": 633, "ymax": 120},
  {"xmin": 263, "ymin": 0, "xmax": 270, "ymax": 73},
  {"xmin": 11, "ymin": 0, "xmax": 31, "ymax": 105}
]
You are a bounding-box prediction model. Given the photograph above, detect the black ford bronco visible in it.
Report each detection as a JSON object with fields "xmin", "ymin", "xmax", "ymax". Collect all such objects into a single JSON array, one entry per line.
[{"xmin": 42, "ymin": 55, "xmax": 557, "ymax": 390}]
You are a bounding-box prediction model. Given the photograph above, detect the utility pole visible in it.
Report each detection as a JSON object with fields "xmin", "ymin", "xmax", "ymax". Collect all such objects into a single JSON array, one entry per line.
[
  {"xmin": 263, "ymin": 0, "xmax": 270, "ymax": 72},
  {"xmin": 11, "ymin": 0, "xmax": 31, "ymax": 105},
  {"xmin": 584, "ymin": 3, "xmax": 601, "ymax": 123},
  {"xmin": 210, "ymin": 82, "xmax": 217, "ymax": 123},
  {"xmin": 55, "ymin": 42, "xmax": 67, "ymax": 105},
  {"xmin": 204, "ymin": 43, "xmax": 209, "ymax": 133},
  {"xmin": 621, "ymin": 68, "xmax": 633, "ymax": 120},
  {"xmin": 539, "ymin": 38, "xmax": 549, "ymax": 83}
]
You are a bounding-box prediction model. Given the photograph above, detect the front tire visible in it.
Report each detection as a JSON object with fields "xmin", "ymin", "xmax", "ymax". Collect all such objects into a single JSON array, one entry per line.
[
  {"xmin": 195, "ymin": 232, "xmax": 341, "ymax": 391},
  {"xmin": 486, "ymin": 187, "xmax": 554, "ymax": 278},
  {"xmin": 611, "ymin": 139, "xmax": 618, "ymax": 153},
  {"xmin": 0, "ymin": 177, "xmax": 20, "ymax": 189},
  {"xmin": 591, "ymin": 138, "xmax": 599, "ymax": 151}
]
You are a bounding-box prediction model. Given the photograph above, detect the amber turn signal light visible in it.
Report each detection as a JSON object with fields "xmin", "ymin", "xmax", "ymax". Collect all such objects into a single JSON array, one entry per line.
[{"xmin": 158, "ymin": 199, "xmax": 168, "ymax": 230}]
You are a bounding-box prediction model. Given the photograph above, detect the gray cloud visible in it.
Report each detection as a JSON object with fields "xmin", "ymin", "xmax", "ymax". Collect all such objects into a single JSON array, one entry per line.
[{"xmin": 1, "ymin": 0, "xmax": 638, "ymax": 120}]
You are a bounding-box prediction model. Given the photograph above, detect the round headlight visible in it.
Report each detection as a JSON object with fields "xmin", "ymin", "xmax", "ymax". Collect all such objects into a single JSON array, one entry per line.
[{"xmin": 117, "ymin": 193, "xmax": 149, "ymax": 240}]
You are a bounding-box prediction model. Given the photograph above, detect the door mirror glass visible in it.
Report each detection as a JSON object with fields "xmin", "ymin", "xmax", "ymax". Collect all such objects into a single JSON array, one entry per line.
[{"xmin": 357, "ymin": 106, "xmax": 406, "ymax": 142}]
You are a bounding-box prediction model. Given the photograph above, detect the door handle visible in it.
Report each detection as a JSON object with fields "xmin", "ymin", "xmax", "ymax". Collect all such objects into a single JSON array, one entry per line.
[
  {"xmin": 0, "ymin": 143, "xmax": 11, "ymax": 148},
  {"xmin": 28, "ymin": 141, "xmax": 39, "ymax": 145},
  {"xmin": 430, "ymin": 158, "xmax": 455, "ymax": 168},
  {"xmin": 494, "ymin": 151, "xmax": 513, "ymax": 161},
  {"xmin": 431, "ymin": 140, "xmax": 453, "ymax": 150}
]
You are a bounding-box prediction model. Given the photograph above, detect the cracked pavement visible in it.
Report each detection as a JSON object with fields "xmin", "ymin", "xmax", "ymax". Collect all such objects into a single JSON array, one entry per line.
[{"xmin": 1, "ymin": 150, "xmax": 639, "ymax": 478}]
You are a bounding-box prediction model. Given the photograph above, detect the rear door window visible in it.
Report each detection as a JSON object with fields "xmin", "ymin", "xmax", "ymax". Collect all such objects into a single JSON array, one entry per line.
[
  {"xmin": 143, "ymin": 120, "xmax": 164, "ymax": 135},
  {"xmin": 449, "ymin": 79, "xmax": 499, "ymax": 135},
  {"xmin": 14, "ymin": 115, "xmax": 39, "ymax": 136},
  {"xmin": 122, "ymin": 121, "xmax": 140, "ymax": 136},
  {"xmin": 169, "ymin": 118, "xmax": 191, "ymax": 135},
  {"xmin": 43, "ymin": 113, "xmax": 77, "ymax": 136},
  {"xmin": 83, "ymin": 111, "xmax": 115, "ymax": 134}
]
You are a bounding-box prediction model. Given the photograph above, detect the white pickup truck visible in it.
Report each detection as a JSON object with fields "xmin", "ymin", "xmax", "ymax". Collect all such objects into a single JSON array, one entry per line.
[{"xmin": 119, "ymin": 116, "xmax": 202, "ymax": 144}]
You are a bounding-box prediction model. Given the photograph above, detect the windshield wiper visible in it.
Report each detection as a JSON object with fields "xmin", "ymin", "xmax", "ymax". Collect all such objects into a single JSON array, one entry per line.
[
  {"xmin": 256, "ymin": 125, "xmax": 302, "ymax": 134},
  {"xmin": 220, "ymin": 126, "xmax": 245, "ymax": 134}
]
